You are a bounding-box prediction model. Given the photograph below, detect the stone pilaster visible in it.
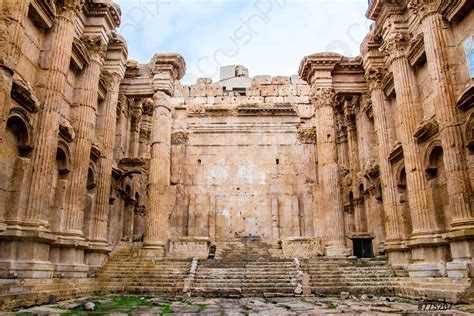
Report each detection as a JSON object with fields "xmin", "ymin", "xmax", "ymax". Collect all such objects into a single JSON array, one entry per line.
[
  {"xmin": 25, "ymin": 1, "xmax": 84, "ymax": 230},
  {"xmin": 409, "ymin": 0, "xmax": 474, "ymax": 277},
  {"xmin": 142, "ymin": 53, "xmax": 185, "ymax": 257},
  {"xmin": 311, "ymin": 87, "xmax": 351, "ymax": 257},
  {"xmin": 381, "ymin": 28, "xmax": 448, "ymax": 276}
]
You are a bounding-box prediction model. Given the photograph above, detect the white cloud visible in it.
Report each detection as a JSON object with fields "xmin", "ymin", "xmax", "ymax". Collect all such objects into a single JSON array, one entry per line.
[{"xmin": 115, "ymin": 0, "xmax": 372, "ymax": 84}]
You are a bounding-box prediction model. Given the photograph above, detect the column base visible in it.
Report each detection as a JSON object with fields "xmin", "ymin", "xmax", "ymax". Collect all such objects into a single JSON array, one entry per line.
[
  {"xmin": 445, "ymin": 230, "xmax": 474, "ymax": 278},
  {"xmin": 325, "ymin": 244, "xmax": 351, "ymax": 257},
  {"xmin": 140, "ymin": 243, "xmax": 166, "ymax": 258},
  {"xmin": 86, "ymin": 240, "xmax": 112, "ymax": 269},
  {"xmin": 0, "ymin": 238, "xmax": 54, "ymax": 278},
  {"xmin": 385, "ymin": 240, "xmax": 411, "ymax": 276},
  {"xmin": 49, "ymin": 238, "xmax": 88, "ymax": 278},
  {"xmin": 407, "ymin": 233, "xmax": 450, "ymax": 277}
]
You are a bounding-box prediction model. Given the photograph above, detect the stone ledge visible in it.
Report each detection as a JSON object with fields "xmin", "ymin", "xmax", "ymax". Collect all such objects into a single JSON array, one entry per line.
[{"xmin": 169, "ymin": 237, "xmax": 210, "ymax": 259}]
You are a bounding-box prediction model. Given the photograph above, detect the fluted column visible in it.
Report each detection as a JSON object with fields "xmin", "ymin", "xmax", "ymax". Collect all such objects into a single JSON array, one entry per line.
[
  {"xmin": 25, "ymin": 1, "xmax": 84, "ymax": 228},
  {"xmin": 142, "ymin": 53, "xmax": 185, "ymax": 257},
  {"xmin": 380, "ymin": 32, "xmax": 436, "ymax": 237},
  {"xmin": 62, "ymin": 36, "xmax": 105, "ymax": 238},
  {"xmin": 381, "ymin": 29, "xmax": 449, "ymax": 276},
  {"xmin": 311, "ymin": 87, "xmax": 350, "ymax": 256},
  {"xmin": 410, "ymin": 0, "xmax": 473, "ymax": 229},
  {"xmin": 409, "ymin": 0, "xmax": 474, "ymax": 278},
  {"xmin": 366, "ymin": 68, "xmax": 403, "ymax": 244},
  {"xmin": 143, "ymin": 91, "xmax": 171, "ymax": 255},
  {"xmin": 89, "ymin": 72, "xmax": 122, "ymax": 245}
]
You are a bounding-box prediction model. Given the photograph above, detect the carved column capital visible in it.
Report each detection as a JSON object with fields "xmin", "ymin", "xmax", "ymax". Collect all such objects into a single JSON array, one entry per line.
[
  {"xmin": 310, "ymin": 87, "xmax": 336, "ymax": 109},
  {"xmin": 380, "ymin": 32, "xmax": 411, "ymax": 65},
  {"xmin": 366, "ymin": 67, "xmax": 387, "ymax": 92},
  {"xmin": 102, "ymin": 70, "xmax": 122, "ymax": 88},
  {"xmin": 82, "ymin": 35, "xmax": 107, "ymax": 63},
  {"xmin": 61, "ymin": 0, "xmax": 85, "ymax": 14},
  {"xmin": 408, "ymin": 0, "xmax": 442, "ymax": 21},
  {"xmin": 297, "ymin": 127, "xmax": 317, "ymax": 144}
]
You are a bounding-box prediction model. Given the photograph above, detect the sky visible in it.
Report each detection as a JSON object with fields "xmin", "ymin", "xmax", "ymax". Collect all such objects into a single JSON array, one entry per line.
[{"xmin": 115, "ymin": 0, "xmax": 372, "ymax": 84}]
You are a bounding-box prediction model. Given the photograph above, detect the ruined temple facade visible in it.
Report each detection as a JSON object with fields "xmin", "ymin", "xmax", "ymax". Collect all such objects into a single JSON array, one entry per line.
[{"xmin": 0, "ymin": 0, "xmax": 473, "ymax": 308}]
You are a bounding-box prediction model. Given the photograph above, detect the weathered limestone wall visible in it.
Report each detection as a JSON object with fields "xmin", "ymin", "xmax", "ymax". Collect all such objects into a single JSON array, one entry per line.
[{"xmin": 168, "ymin": 75, "xmax": 316, "ymax": 244}]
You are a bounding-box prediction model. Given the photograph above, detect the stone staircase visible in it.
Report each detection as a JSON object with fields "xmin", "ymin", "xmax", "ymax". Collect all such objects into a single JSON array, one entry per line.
[
  {"xmin": 191, "ymin": 259, "xmax": 298, "ymax": 297},
  {"xmin": 302, "ymin": 257, "xmax": 395, "ymax": 296},
  {"xmin": 214, "ymin": 238, "xmax": 284, "ymax": 261},
  {"xmin": 97, "ymin": 244, "xmax": 191, "ymax": 295}
]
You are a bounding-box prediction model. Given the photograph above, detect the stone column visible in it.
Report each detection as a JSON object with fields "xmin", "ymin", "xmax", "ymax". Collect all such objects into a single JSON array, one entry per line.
[
  {"xmin": 26, "ymin": 0, "xmax": 84, "ymax": 229},
  {"xmin": 311, "ymin": 87, "xmax": 351, "ymax": 256},
  {"xmin": 88, "ymin": 71, "xmax": 123, "ymax": 265},
  {"xmin": 62, "ymin": 36, "xmax": 106, "ymax": 239},
  {"xmin": 409, "ymin": 0, "xmax": 474, "ymax": 277},
  {"xmin": 365, "ymin": 66, "xmax": 411, "ymax": 269},
  {"xmin": 142, "ymin": 53, "xmax": 185, "ymax": 257},
  {"xmin": 381, "ymin": 29, "xmax": 448, "ymax": 276},
  {"xmin": 0, "ymin": 0, "xmax": 30, "ymax": 141},
  {"xmin": 138, "ymin": 101, "xmax": 152, "ymax": 158}
]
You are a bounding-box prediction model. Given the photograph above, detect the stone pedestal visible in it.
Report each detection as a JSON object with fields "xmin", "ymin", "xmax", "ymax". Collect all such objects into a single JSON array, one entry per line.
[
  {"xmin": 169, "ymin": 237, "xmax": 210, "ymax": 259},
  {"xmin": 281, "ymin": 237, "xmax": 324, "ymax": 258}
]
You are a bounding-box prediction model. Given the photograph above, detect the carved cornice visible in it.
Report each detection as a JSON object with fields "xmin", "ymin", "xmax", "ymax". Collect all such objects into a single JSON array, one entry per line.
[
  {"xmin": 29, "ymin": 0, "xmax": 56, "ymax": 29},
  {"xmin": 171, "ymin": 131, "xmax": 189, "ymax": 145},
  {"xmin": 59, "ymin": 118, "xmax": 75, "ymax": 143},
  {"xmin": 310, "ymin": 87, "xmax": 336, "ymax": 108},
  {"xmin": 11, "ymin": 77, "xmax": 39, "ymax": 113},
  {"xmin": 407, "ymin": 33, "xmax": 426, "ymax": 66},
  {"xmin": 90, "ymin": 144, "xmax": 101, "ymax": 162},
  {"xmin": 71, "ymin": 37, "xmax": 90, "ymax": 71},
  {"xmin": 414, "ymin": 117, "xmax": 439, "ymax": 143},
  {"xmin": 297, "ymin": 127, "xmax": 317, "ymax": 144},
  {"xmin": 456, "ymin": 84, "xmax": 474, "ymax": 111},
  {"xmin": 389, "ymin": 141, "xmax": 404, "ymax": 162}
]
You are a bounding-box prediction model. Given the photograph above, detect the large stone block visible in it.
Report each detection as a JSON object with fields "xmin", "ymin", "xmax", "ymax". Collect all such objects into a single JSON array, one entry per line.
[
  {"xmin": 190, "ymin": 85, "xmax": 207, "ymax": 97},
  {"xmin": 253, "ymin": 75, "xmax": 272, "ymax": 84},
  {"xmin": 169, "ymin": 237, "xmax": 210, "ymax": 259},
  {"xmin": 260, "ymin": 85, "xmax": 278, "ymax": 97},
  {"xmin": 281, "ymin": 237, "xmax": 325, "ymax": 258},
  {"xmin": 272, "ymin": 76, "xmax": 291, "ymax": 85}
]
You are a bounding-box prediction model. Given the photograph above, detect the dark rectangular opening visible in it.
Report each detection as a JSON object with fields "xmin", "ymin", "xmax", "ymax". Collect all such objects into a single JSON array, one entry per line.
[{"xmin": 352, "ymin": 238, "xmax": 373, "ymax": 258}]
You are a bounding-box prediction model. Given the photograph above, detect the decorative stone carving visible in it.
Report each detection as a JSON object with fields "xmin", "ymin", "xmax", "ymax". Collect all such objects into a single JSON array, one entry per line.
[
  {"xmin": 389, "ymin": 142, "xmax": 404, "ymax": 162},
  {"xmin": 380, "ymin": 32, "xmax": 411, "ymax": 65},
  {"xmin": 11, "ymin": 77, "xmax": 39, "ymax": 113},
  {"xmin": 408, "ymin": 0, "xmax": 442, "ymax": 19},
  {"xmin": 29, "ymin": 0, "xmax": 56, "ymax": 29},
  {"xmin": 310, "ymin": 87, "xmax": 335, "ymax": 108},
  {"xmin": 414, "ymin": 117, "xmax": 439, "ymax": 143},
  {"xmin": 171, "ymin": 131, "xmax": 189, "ymax": 145},
  {"xmin": 71, "ymin": 37, "xmax": 90, "ymax": 71},
  {"xmin": 297, "ymin": 127, "xmax": 317, "ymax": 144}
]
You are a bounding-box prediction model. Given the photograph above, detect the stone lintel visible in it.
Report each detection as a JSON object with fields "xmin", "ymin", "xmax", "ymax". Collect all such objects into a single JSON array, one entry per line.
[{"xmin": 444, "ymin": 228, "xmax": 474, "ymax": 242}]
